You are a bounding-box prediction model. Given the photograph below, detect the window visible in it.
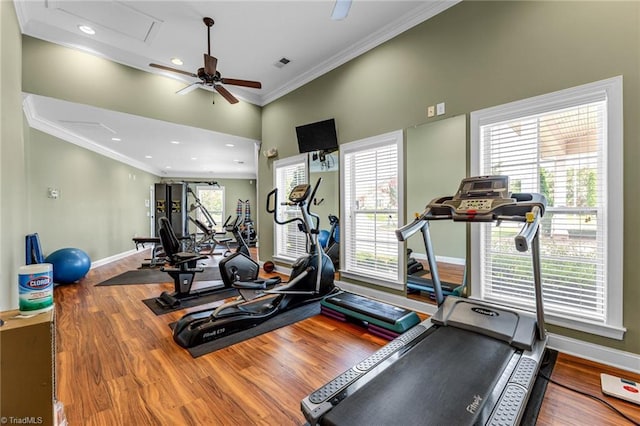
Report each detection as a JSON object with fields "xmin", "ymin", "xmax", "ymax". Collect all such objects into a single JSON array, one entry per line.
[
  {"xmin": 470, "ymin": 76, "xmax": 624, "ymax": 339},
  {"xmin": 340, "ymin": 130, "xmax": 404, "ymax": 289},
  {"xmin": 273, "ymin": 155, "xmax": 308, "ymax": 262},
  {"xmin": 195, "ymin": 185, "xmax": 224, "ymax": 229}
]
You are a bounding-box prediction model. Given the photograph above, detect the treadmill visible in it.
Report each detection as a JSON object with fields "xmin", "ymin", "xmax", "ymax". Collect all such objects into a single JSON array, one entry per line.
[{"xmin": 301, "ymin": 175, "xmax": 548, "ymax": 426}]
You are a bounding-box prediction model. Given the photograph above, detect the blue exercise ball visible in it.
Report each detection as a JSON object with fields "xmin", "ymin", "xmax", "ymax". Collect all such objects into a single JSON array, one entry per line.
[
  {"xmin": 318, "ymin": 230, "xmax": 330, "ymax": 248},
  {"xmin": 45, "ymin": 248, "xmax": 91, "ymax": 284}
]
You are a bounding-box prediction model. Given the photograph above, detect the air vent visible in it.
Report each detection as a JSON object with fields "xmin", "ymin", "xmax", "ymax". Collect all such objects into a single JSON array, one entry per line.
[{"xmin": 274, "ymin": 57, "xmax": 291, "ymax": 69}]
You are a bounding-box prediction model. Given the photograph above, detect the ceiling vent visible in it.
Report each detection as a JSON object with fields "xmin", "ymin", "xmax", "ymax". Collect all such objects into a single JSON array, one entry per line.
[{"xmin": 274, "ymin": 57, "xmax": 291, "ymax": 69}]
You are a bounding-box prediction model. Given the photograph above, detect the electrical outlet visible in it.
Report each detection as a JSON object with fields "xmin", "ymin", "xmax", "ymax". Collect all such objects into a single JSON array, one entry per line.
[{"xmin": 427, "ymin": 106, "xmax": 435, "ymax": 118}]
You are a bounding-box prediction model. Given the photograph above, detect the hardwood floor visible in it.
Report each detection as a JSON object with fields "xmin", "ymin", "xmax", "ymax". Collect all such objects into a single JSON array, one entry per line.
[{"xmin": 53, "ymin": 250, "xmax": 640, "ymax": 425}]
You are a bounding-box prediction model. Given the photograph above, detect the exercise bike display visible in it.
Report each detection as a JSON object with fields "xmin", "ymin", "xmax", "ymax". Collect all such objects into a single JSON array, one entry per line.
[{"xmin": 172, "ymin": 178, "xmax": 336, "ymax": 348}]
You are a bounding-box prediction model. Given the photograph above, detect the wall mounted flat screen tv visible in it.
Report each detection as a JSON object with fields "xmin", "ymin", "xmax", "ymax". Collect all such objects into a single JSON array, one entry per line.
[{"xmin": 296, "ymin": 118, "xmax": 338, "ymax": 153}]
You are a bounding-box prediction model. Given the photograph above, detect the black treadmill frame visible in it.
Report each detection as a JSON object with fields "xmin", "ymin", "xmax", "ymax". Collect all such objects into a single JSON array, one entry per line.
[{"xmin": 301, "ymin": 176, "xmax": 549, "ymax": 426}]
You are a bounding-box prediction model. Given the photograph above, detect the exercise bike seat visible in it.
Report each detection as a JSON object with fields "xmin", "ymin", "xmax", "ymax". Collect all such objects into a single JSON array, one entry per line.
[{"xmin": 232, "ymin": 276, "xmax": 282, "ymax": 290}]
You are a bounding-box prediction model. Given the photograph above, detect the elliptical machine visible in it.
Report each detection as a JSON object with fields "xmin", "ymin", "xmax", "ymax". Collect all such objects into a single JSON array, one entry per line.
[
  {"xmin": 323, "ymin": 214, "xmax": 339, "ymax": 269},
  {"xmin": 172, "ymin": 178, "xmax": 336, "ymax": 348}
]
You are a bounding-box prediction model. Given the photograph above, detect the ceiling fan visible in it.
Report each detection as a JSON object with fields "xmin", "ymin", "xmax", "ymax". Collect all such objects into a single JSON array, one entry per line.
[{"xmin": 149, "ymin": 17, "xmax": 262, "ymax": 104}]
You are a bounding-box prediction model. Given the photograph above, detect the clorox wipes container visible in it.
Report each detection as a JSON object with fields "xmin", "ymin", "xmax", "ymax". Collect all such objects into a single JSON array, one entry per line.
[{"xmin": 18, "ymin": 263, "xmax": 54, "ymax": 315}]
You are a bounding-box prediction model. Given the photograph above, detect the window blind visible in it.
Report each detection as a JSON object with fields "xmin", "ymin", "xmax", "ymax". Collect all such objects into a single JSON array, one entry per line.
[
  {"xmin": 274, "ymin": 157, "xmax": 308, "ymax": 261},
  {"xmin": 478, "ymin": 100, "xmax": 607, "ymax": 322},
  {"xmin": 342, "ymin": 132, "xmax": 402, "ymax": 286}
]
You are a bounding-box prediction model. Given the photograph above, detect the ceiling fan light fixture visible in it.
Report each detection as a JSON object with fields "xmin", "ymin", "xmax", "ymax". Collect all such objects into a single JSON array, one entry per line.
[
  {"xmin": 331, "ymin": 0, "xmax": 352, "ymax": 21},
  {"xmin": 78, "ymin": 25, "xmax": 95, "ymax": 35}
]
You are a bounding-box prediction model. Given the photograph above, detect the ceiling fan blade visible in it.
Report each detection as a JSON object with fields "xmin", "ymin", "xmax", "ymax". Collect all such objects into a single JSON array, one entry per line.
[
  {"xmin": 220, "ymin": 78, "xmax": 262, "ymax": 89},
  {"xmin": 214, "ymin": 84, "xmax": 239, "ymax": 104},
  {"xmin": 176, "ymin": 82, "xmax": 202, "ymax": 95},
  {"xmin": 149, "ymin": 63, "xmax": 197, "ymax": 78},
  {"xmin": 204, "ymin": 54, "xmax": 217, "ymax": 76}
]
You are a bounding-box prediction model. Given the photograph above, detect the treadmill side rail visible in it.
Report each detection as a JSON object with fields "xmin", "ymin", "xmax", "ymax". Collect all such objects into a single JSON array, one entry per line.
[{"xmin": 301, "ymin": 322, "xmax": 432, "ymax": 425}]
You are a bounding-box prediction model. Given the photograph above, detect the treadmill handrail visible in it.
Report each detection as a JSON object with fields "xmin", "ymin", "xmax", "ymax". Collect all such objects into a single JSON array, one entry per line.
[{"xmin": 514, "ymin": 206, "xmax": 542, "ymax": 252}]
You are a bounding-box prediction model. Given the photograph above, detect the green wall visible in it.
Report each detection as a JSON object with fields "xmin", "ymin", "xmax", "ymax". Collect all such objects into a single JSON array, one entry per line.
[
  {"xmin": 260, "ymin": 1, "xmax": 640, "ymax": 353},
  {"xmin": 406, "ymin": 115, "xmax": 466, "ymax": 260},
  {"xmin": 21, "ymin": 36, "xmax": 262, "ymax": 141},
  {"xmin": 27, "ymin": 128, "xmax": 157, "ymax": 261},
  {"xmin": 0, "ymin": 0, "xmax": 28, "ymax": 311}
]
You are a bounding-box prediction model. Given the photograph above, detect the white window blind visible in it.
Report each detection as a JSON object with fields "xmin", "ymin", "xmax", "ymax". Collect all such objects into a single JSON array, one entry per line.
[
  {"xmin": 471, "ymin": 76, "xmax": 624, "ymax": 339},
  {"xmin": 273, "ymin": 155, "xmax": 308, "ymax": 262},
  {"xmin": 341, "ymin": 130, "xmax": 404, "ymax": 289}
]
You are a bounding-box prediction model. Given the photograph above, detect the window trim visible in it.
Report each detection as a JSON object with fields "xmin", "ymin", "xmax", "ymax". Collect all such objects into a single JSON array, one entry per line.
[
  {"xmin": 470, "ymin": 76, "xmax": 624, "ymax": 339},
  {"xmin": 272, "ymin": 154, "xmax": 309, "ymax": 264},
  {"xmin": 339, "ymin": 129, "xmax": 405, "ymax": 290},
  {"xmin": 195, "ymin": 184, "xmax": 225, "ymax": 228}
]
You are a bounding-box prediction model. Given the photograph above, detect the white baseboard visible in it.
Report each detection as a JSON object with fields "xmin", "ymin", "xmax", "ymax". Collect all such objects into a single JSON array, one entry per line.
[
  {"xmin": 334, "ymin": 280, "xmax": 640, "ymax": 374},
  {"xmin": 90, "ymin": 248, "xmax": 148, "ymax": 269},
  {"xmin": 547, "ymin": 333, "xmax": 640, "ymax": 374}
]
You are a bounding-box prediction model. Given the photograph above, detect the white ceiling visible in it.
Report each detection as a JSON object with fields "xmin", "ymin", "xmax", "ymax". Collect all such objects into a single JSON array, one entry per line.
[{"xmin": 15, "ymin": 0, "xmax": 458, "ymax": 178}]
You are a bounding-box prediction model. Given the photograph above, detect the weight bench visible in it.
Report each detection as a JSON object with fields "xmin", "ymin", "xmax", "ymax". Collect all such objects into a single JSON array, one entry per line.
[
  {"xmin": 132, "ymin": 237, "xmax": 164, "ymax": 268},
  {"xmin": 189, "ymin": 217, "xmax": 233, "ymax": 256}
]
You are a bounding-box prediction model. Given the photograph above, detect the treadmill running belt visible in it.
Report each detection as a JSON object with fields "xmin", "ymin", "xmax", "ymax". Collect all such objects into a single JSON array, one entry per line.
[
  {"xmin": 321, "ymin": 327, "xmax": 517, "ymax": 426},
  {"xmin": 324, "ymin": 292, "xmax": 411, "ymax": 324}
]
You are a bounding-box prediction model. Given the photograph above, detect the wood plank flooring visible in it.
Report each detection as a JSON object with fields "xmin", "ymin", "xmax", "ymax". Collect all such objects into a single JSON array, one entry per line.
[{"xmin": 53, "ymin": 250, "xmax": 640, "ymax": 425}]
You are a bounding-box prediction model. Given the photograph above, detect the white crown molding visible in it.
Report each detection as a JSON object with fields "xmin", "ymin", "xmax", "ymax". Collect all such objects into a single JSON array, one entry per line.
[
  {"xmin": 262, "ymin": 0, "xmax": 461, "ymax": 105},
  {"xmin": 23, "ymin": 94, "xmax": 162, "ymax": 176},
  {"xmin": 23, "ymin": 94, "xmax": 259, "ymax": 180}
]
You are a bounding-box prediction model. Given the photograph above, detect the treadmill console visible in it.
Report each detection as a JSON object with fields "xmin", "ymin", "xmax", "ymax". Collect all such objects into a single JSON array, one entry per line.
[
  {"xmin": 439, "ymin": 175, "xmax": 516, "ymax": 221},
  {"xmin": 289, "ymin": 184, "xmax": 311, "ymax": 203}
]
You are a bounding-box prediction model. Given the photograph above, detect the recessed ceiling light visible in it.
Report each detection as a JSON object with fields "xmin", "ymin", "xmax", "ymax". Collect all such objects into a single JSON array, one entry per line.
[
  {"xmin": 145, "ymin": 155, "xmax": 152, "ymax": 159},
  {"xmin": 78, "ymin": 25, "xmax": 95, "ymax": 35},
  {"xmin": 170, "ymin": 140, "xmax": 180, "ymax": 144},
  {"xmin": 171, "ymin": 58, "xmax": 183, "ymax": 66},
  {"xmin": 165, "ymin": 166, "xmax": 172, "ymax": 169},
  {"xmin": 225, "ymin": 143, "xmax": 235, "ymax": 147},
  {"xmin": 191, "ymin": 157, "xmax": 198, "ymax": 160},
  {"xmin": 111, "ymin": 137, "xmax": 121, "ymax": 141}
]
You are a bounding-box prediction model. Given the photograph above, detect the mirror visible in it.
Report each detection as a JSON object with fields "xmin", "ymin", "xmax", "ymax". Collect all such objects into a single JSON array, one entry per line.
[
  {"xmin": 306, "ymin": 115, "xmax": 467, "ymax": 298},
  {"xmin": 405, "ymin": 115, "xmax": 467, "ymax": 303},
  {"xmin": 310, "ymin": 152, "xmax": 340, "ymax": 274}
]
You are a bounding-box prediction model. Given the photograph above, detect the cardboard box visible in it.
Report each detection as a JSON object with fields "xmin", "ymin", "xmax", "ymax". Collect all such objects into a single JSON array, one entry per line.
[{"xmin": 0, "ymin": 309, "xmax": 55, "ymax": 425}]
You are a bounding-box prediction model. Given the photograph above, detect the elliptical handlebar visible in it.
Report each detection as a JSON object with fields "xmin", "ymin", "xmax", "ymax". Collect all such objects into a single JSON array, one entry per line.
[
  {"xmin": 266, "ymin": 178, "xmax": 323, "ymax": 232},
  {"xmin": 306, "ymin": 178, "xmax": 322, "ymax": 233}
]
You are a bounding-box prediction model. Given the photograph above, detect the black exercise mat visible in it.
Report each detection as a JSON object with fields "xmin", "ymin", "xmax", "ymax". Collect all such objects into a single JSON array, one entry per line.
[
  {"xmin": 181, "ymin": 301, "xmax": 321, "ymax": 358},
  {"xmin": 96, "ymin": 266, "xmax": 219, "ymax": 286},
  {"xmin": 520, "ymin": 348, "xmax": 558, "ymax": 425},
  {"xmin": 141, "ymin": 287, "xmax": 238, "ymax": 316}
]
